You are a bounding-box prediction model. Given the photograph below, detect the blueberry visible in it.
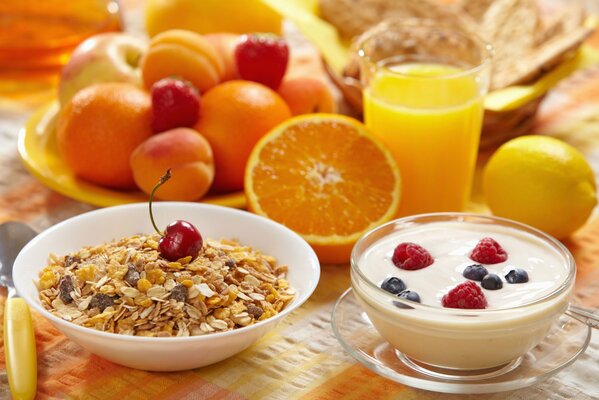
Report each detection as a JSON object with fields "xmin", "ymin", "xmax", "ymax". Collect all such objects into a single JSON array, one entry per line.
[
  {"xmin": 481, "ymin": 274, "xmax": 503, "ymax": 290},
  {"xmin": 463, "ymin": 264, "xmax": 488, "ymax": 281},
  {"xmin": 399, "ymin": 290, "xmax": 421, "ymax": 303},
  {"xmin": 380, "ymin": 277, "xmax": 406, "ymax": 295},
  {"xmin": 505, "ymin": 269, "xmax": 529, "ymax": 284}
]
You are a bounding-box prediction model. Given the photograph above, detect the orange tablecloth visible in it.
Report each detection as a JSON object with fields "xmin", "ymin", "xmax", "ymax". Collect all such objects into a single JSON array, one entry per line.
[{"xmin": 2, "ymin": 2, "xmax": 599, "ymax": 399}]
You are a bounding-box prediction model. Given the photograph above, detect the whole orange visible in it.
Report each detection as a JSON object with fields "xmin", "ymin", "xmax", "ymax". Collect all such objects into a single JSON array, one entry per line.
[
  {"xmin": 194, "ymin": 80, "xmax": 291, "ymax": 192},
  {"xmin": 57, "ymin": 83, "xmax": 153, "ymax": 189}
]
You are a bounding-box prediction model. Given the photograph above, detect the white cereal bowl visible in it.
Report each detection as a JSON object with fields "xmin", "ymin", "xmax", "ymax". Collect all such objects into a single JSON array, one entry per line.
[{"xmin": 13, "ymin": 202, "xmax": 320, "ymax": 371}]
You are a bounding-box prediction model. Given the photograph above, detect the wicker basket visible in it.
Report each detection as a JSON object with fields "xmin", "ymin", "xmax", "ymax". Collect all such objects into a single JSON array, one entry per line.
[{"xmin": 480, "ymin": 95, "xmax": 546, "ymax": 149}]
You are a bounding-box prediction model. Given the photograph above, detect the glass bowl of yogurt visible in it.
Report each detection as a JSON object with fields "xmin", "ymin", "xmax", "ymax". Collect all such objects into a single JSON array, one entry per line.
[{"xmin": 351, "ymin": 213, "xmax": 575, "ymax": 371}]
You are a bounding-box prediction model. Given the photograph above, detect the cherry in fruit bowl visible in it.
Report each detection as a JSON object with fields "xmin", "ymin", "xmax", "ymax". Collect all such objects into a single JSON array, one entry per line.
[
  {"xmin": 234, "ymin": 33, "xmax": 289, "ymax": 90},
  {"xmin": 149, "ymin": 170, "xmax": 203, "ymax": 261}
]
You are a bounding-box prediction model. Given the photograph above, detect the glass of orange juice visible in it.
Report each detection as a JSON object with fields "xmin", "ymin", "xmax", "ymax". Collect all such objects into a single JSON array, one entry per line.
[{"xmin": 357, "ymin": 20, "xmax": 492, "ymax": 216}]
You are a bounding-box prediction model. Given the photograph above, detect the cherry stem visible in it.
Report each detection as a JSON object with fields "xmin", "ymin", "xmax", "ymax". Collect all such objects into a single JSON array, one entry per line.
[{"xmin": 149, "ymin": 169, "xmax": 171, "ymax": 237}]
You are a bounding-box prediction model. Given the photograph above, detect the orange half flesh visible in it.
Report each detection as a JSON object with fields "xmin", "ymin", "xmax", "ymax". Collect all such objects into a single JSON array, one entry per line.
[{"xmin": 245, "ymin": 114, "xmax": 401, "ymax": 264}]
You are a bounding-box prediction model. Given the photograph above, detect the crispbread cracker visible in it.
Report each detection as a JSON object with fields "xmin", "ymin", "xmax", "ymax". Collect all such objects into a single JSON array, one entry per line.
[
  {"xmin": 319, "ymin": 0, "xmax": 476, "ymax": 40},
  {"xmin": 328, "ymin": 0, "xmax": 593, "ymax": 92},
  {"xmin": 492, "ymin": 25, "xmax": 593, "ymax": 89},
  {"xmin": 482, "ymin": 0, "xmax": 539, "ymax": 47},
  {"xmin": 456, "ymin": 0, "xmax": 494, "ymax": 22},
  {"xmin": 482, "ymin": 0, "xmax": 539, "ymax": 89},
  {"xmin": 536, "ymin": 3, "xmax": 586, "ymax": 45}
]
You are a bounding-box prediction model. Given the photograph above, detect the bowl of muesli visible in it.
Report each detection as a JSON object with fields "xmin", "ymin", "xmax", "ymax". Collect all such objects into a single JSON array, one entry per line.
[{"xmin": 13, "ymin": 202, "xmax": 320, "ymax": 371}]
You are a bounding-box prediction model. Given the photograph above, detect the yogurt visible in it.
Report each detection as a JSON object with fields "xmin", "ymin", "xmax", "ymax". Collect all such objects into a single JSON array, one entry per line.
[
  {"xmin": 358, "ymin": 221, "xmax": 569, "ymax": 309},
  {"xmin": 351, "ymin": 215, "xmax": 575, "ymax": 370}
]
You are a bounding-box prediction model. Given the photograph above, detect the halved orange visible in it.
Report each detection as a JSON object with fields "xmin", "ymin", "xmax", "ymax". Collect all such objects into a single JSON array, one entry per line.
[{"xmin": 245, "ymin": 114, "xmax": 401, "ymax": 264}]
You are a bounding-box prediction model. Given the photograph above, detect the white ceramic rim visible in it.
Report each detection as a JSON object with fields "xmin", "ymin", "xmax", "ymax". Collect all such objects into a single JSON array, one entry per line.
[{"xmin": 14, "ymin": 202, "xmax": 320, "ymax": 342}]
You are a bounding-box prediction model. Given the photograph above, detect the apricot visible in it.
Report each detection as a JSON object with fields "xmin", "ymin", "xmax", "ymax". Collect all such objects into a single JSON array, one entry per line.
[
  {"xmin": 204, "ymin": 33, "xmax": 240, "ymax": 81},
  {"xmin": 130, "ymin": 128, "xmax": 215, "ymax": 201},
  {"xmin": 194, "ymin": 80, "xmax": 291, "ymax": 192},
  {"xmin": 277, "ymin": 77, "xmax": 337, "ymax": 116},
  {"xmin": 57, "ymin": 83, "xmax": 152, "ymax": 189},
  {"xmin": 141, "ymin": 30, "xmax": 225, "ymax": 92}
]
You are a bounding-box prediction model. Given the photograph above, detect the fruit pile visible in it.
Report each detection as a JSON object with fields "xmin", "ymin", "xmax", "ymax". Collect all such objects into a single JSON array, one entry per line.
[
  {"xmin": 56, "ymin": 29, "xmax": 336, "ymax": 200},
  {"xmin": 52, "ymin": 7, "xmax": 597, "ymax": 266},
  {"xmin": 381, "ymin": 238, "xmax": 530, "ymax": 309},
  {"xmin": 54, "ymin": 26, "xmax": 407, "ymax": 266}
]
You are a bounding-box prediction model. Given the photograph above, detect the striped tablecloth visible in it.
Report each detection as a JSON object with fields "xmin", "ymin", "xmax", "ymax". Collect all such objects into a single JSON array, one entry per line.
[{"xmin": 2, "ymin": 2, "xmax": 599, "ymax": 399}]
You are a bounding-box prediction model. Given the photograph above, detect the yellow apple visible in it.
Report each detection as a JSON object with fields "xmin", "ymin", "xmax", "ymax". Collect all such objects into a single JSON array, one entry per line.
[{"xmin": 59, "ymin": 33, "xmax": 147, "ymax": 106}]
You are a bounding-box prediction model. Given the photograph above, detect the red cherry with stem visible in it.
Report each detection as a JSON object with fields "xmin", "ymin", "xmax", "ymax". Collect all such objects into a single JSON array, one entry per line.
[
  {"xmin": 159, "ymin": 220, "xmax": 203, "ymax": 261},
  {"xmin": 149, "ymin": 170, "xmax": 203, "ymax": 261}
]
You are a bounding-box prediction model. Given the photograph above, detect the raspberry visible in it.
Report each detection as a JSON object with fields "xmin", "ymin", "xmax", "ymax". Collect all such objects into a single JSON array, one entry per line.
[
  {"xmin": 442, "ymin": 281, "xmax": 487, "ymax": 309},
  {"xmin": 392, "ymin": 242, "xmax": 434, "ymax": 270},
  {"xmin": 470, "ymin": 237, "xmax": 508, "ymax": 264}
]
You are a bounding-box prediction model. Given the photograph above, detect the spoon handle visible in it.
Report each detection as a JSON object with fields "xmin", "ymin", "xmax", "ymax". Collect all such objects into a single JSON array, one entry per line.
[
  {"xmin": 4, "ymin": 298, "xmax": 37, "ymax": 400},
  {"xmin": 566, "ymin": 303, "xmax": 599, "ymax": 329}
]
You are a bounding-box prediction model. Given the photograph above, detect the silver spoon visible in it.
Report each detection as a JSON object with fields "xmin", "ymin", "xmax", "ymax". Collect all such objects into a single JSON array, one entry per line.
[
  {"xmin": 566, "ymin": 303, "xmax": 599, "ymax": 329},
  {"xmin": 0, "ymin": 221, "xmax": 38, "ymax": 400}
]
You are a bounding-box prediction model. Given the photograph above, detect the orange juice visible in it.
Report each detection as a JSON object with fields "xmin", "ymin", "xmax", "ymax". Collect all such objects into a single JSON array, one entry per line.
[{"xmin": 363, "ymin": 63, "xmax": 484, "ymax": 216}]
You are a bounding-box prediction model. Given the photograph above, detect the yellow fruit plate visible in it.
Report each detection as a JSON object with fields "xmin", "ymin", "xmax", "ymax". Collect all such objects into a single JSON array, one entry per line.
[{"xmin": 18, "ymin": 101, "xmax": 247, "ymax": 209}]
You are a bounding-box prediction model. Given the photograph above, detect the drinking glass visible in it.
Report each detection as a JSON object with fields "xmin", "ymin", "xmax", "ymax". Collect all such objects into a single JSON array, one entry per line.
[{"xmin": 358, "ymin": 19, "xmax": 492, "ymax": 216}]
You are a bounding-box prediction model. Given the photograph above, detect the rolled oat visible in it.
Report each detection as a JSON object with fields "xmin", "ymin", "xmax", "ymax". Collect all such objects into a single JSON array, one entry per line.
[{"xmin": 37, "ymin": 234, "xmax": 294, "ymax": 337}]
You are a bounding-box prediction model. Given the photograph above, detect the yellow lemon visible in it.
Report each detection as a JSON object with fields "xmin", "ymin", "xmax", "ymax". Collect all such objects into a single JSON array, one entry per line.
[
  {"xmin": 483, "ymin": 135, "xmax": 597, "ymax": 238},
  {"xmin": 145, "ymin": 0, "xmax": 282, "ymax": 37}
]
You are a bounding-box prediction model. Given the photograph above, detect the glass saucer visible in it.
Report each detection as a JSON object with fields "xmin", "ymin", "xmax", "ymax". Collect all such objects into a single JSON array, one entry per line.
[{"xmin": 332, "ymin": 288, "xmax": 592, "ymax": 394}]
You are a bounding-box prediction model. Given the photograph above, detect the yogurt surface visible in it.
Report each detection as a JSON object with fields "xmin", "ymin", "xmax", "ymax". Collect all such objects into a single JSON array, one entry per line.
[{"xmin": 358, "ymin": 221, "xmax": 569, "ymax": 309}]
